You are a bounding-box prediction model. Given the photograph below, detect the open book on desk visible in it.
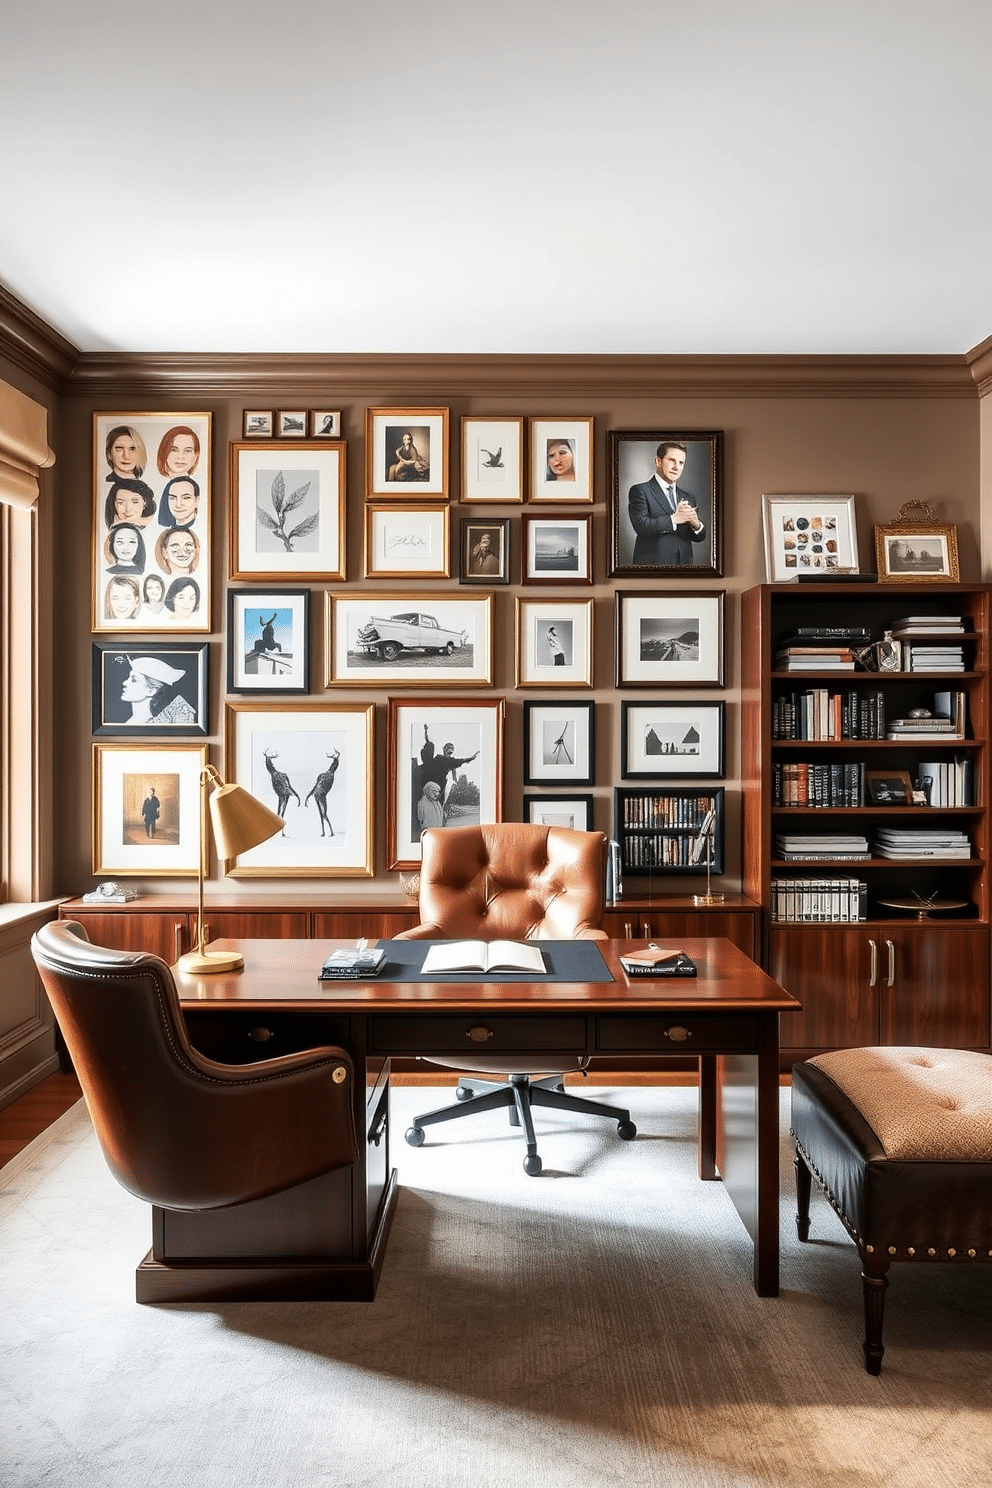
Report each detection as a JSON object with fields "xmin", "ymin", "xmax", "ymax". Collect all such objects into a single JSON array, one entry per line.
[{"xmin": 420, "ymin": 940, "xmax": 547, "ymax": 975}]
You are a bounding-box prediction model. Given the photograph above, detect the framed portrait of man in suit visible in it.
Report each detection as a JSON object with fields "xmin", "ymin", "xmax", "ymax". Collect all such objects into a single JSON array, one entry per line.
[{"xmin": 608, "ymin": 430, "xmax": 723, "ymax": 577}]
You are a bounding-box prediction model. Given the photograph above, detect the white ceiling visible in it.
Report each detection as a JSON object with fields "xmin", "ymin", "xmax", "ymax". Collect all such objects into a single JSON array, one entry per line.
[{"xmin": 4, "ymin": 1, "xmax": 992, "ymax": 357}]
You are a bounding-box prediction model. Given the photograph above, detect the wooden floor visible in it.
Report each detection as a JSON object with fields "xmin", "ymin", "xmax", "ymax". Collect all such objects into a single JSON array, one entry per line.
[{"xmin": 0, "ymin": 1070, "xmax": 82, "ymax": 1168}]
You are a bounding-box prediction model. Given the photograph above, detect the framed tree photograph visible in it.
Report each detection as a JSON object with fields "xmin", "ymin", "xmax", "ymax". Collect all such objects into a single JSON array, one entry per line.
[
  {"xmin": 523, "ymin": 699, "xmax": 595, "ymax": 786},
  {"xmin": 310, "ymin": 410, "xmax": 341, "ymax": 438},
  {"xmin": 387, "ymin": 696, "xmax": 505, "ymax": 869},
  {"xmin": 93, "ymin": 412, "xmax": 212, "ymax": 634},
  {"xmin": 230, "ymin": 441, "xmax": 346, "ymax": 583},
  {"xmin": 620, "ymin": 700, "xmax": 725, "ymax": 779},
  {"xmin": 609, "ymin": 430, "xmax": 723, "ymax": 577},
  {"xmin": 521, "ymin": 513, "xmax": 592, "ymax": 585},
  {"xmin": 227, "ymin": 589, "xmax": 310, "ymax": 694},
  {"xmin": 277, "ymin": 411, "xmax": 307, "ymax": 438},
  {"xmin": 243, "ymin": 411, "xmax": 273, "ymax": 438},
  {"xmin": 460, "ymin": 416, "xmax": 524, "ymax": 503},
  {"xmin": 326, "ymin": 592, "xmax": 494, "ymax": 687},
  {"xmin": 366, "ymin": 406, "xmax": 449, "ymax": 499},
  {"xmin": 516, "ymin": 597, "xmax": 593, "ymax": 688},
  {"xmin": 615, "ymin": 591, "xmax": 724, "ymax": 688},
  {"xmin": 92, "ymin": 642, "xmax": 209, "ymax": 737},
  {"xmin": 874, "ymin": 502, "xmax": 960, "ymax": 583},
  {"xmin": 528, "ymin": 417, "xmax": 594, "ymax": 503},
  {"xmin": 459, "ymin": 516, "xmax": 510, "ymax": 585},
  {"xmin": 523, "ymin": 793, "xmax": 594, "ymax": 831},
  {"xmin": 92, "ymin": 742, "xmax": 206, "ymax": 876},
  {"xmin": 224, "ymin": 702, "xmax": 375, "ymax": 877},
  {"xmin": 365, "ymin": 504, "xmax": 450, "ymax": 579},
  {"xmin": 762, "ymin": 493, "xmax": 859, "ymax": 581}
]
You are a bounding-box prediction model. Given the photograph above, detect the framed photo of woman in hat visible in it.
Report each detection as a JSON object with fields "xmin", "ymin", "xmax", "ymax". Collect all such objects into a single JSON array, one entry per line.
[{"xmin": 92, "ymin": 642, "xmax": 209, "ymax": 736}]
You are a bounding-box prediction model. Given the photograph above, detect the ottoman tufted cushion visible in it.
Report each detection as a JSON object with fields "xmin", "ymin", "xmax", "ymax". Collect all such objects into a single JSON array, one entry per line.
[{"xmin": 808, "ymin": 1047, "xmax": 992, "ymax": 1161}]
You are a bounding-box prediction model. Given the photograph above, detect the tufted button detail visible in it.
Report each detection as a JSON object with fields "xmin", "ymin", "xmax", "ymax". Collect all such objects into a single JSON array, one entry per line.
[{"xmin": 968, "ymin": 1249, "xmax": 977, "ymax": 1258}]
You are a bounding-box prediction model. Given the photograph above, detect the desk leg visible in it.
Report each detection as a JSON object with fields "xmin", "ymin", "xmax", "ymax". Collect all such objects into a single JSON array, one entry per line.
[
  {"xmin": 698, "ymin": 1055, "xmax": 717, "ymax": 1181},
  {"xmin": 718, "ymin": 1017, "xmax": 780, "ymax": 1297}
]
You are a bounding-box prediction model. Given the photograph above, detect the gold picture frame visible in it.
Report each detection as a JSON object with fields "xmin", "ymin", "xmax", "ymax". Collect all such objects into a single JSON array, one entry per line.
[{"xmin": 874, "ymin": 501, "xmax": 960, "ymax": 583}]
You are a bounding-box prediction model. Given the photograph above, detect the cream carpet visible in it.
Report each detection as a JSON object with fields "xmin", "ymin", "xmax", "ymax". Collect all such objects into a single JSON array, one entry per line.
[{"xmin": 2, "ymin": 1085, "xmax": 990, "ymax": 1488}]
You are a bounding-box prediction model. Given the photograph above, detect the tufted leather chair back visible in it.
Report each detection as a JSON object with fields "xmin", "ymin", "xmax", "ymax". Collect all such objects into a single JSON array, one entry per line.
[
  {"xmin": 399, "ymin": 823, "xmax": 608, "ymax": 942},
  {"xmin": 31, "ymin": 919, "xmax": 358, "ymax": 1211}
]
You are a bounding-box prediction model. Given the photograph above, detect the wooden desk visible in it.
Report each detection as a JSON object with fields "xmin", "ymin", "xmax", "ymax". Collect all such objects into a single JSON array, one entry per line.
[{"xmin": 148, "ymin": 938, "xmax": 798, "ymax": 1304}]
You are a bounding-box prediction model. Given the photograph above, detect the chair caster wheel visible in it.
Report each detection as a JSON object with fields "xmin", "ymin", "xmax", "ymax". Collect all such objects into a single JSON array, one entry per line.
[
  {"xmin": 523, "ymin": 1153, "xmax": 542, "ymax": 1176},
  {"xmin": 455, "ymin": 1086, "xmax": 474, "ymax": 1101},
  {"xmin": 405, "ymin": 1126, "xmax": 425, "ymax": 1147},
  {"xmin": 618, "ymin": 1120, "xmax": 637, "ymax": 1141}
]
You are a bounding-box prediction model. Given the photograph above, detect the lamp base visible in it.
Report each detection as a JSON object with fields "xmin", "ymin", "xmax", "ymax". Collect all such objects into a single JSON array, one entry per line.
[
  {"xmin": 174, "ymin": 947, "xmax": 244, "ymax": 975},
  {"xmin": 693, "ymin": 892, "xmax": 726, "ymax": 905}
]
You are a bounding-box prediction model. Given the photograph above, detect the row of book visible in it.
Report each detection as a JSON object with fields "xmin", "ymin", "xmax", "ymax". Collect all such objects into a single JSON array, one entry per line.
[
  {"xmin": 770, "ymin": 877, "xmax": 868, "ymax": 922},
  {"xmin": 620, "ymin": 834, "xmax": 708, "ymax": 868},
  {"xmin": 618, "ymin": 795, "xmax": 714, "ymax": 829},
  {"xmin": 918, "ymin": 757, "xmax": 975, "ymax": 806},
  {"xmin": 772, "ymin": 689, "xmax": 886, "ymax": 740},
  {"xmin": 772, "ymin": 829, "xmax": 972, "ymax": 861},
  {"xmin": 772, "ymin": 761, "xmax": 867, "ymax": 806}
]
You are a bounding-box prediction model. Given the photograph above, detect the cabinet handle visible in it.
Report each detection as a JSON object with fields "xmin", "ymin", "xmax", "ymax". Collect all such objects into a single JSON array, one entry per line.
[
  {"xmin": 369, "ymin": 1108, "xmax": 387, "ymax": 1147},
  {"xmin": 664, "ymin": 1025, "xmax": 693, "ymax": 1043},
  {"xmin": 868, "ymin": 939, "xmax": 878, "ymax": 988},
  {"xmin": 466, "ymin": 1025, "xmax": 495, "ymax": 1043},
  {"xmin": 885, "ymin": 940, "xmax": 896, "ymax": 987},
  {"xmin": 642, "ymin": 921, "xmax": 652, "ymax": 938},
  {"xmin": 624, "ymin": 922, "xmax": 633, "ymax": 938},
  {"xmin": 174, "ymin": 921, "xmax": 184, "ymax": 961}
]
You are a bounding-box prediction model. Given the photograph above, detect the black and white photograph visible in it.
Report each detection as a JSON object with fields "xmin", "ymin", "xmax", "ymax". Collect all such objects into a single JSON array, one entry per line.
[
  {"xmin": 92, "ymin": 412, "xmax": 212, "ymax": 633},
  {"xmin": 227, "ymin": 589, "xmax": 310, "ymax": 694},
  {"xmin": 92, "ymin": 743, "xmax": 206, "ymax": 875},
  {"xmin": 615, "ymin": 591, "xmax": 724, "ymax": 687},
  {"xmin": 230, "ymin": 441, "xmax": 346, "ymax": 582},
  {"xmin": 521, "ymin": 514, "xmax": 592, "ymax": 585},
  {"xmin": 224, "ymin": 702, "xmax": 374, "ymax": 877},
  {"xmin": 366, "ymin": 406, "xmax": 449, "ymax": 499},
  {"xmin": 459, "ymin": 517, "xmax": 510, "ymax": 585},
  {"xmin": 527, "ymin": 417, "xmax": 594, "ymax": 503},
  {"xmin": 460, "ymin": 416, "xmax": 524, "ymax": 503},
  {"xmin": 310, "ymin": 410, "xmax": 341, "ymax": 438},
  {"xmin": 243, "ymin": 410, "xmax": 273, "ymax": 437},
  {"xmin": 523, "ymin": 794, "xmax": 594, "ymax": 832},
  {"xmin": 92, "ymin": 642, "xmax": 208, "ymax": 736},
  {"xmin": 516, "ymin": 598, "xmax": 593, "ymax": 688},
  {"xmin": 365, "ymin": 504, "xmax": 450, "ymax": 579},
  {"xmin": 523, "ymin": 699, "xmax": 595, "ymax": 786},
  {"xmin": 277, "ymin": 411, "xmax": 307, "ymax": 437},
  {"xmin": 621, "ymin": 701, "xmax": 725, "ymax": 779},
  {"xmin": 327, "ymin": 592, "xmax": 494, "ymax": 687},
  {"xmin": 874, "ymin": 505, "xmax": 960, "ymax": 583},
  {"xmin": 387, "ymin": 698, "xmax": 504, "ymax": 869},
  {"xmin": 609, "ymin": 430, "xmax": 723, "ymax": 577}
]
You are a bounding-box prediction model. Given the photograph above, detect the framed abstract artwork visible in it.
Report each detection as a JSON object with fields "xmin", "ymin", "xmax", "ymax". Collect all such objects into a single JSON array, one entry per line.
[
  {"xmin": 364, "ymin": 504, "xmax": 450, "ymax": 579},
  {"xmin": 523, "ymin": 699, "xmax": 595, "ymax": 786}
]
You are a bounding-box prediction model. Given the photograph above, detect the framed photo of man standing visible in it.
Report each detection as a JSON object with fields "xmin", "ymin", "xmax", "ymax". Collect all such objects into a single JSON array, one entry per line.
[{"xmin": 608, "ymin": 430, "xmax": 723, "ymax": 577}]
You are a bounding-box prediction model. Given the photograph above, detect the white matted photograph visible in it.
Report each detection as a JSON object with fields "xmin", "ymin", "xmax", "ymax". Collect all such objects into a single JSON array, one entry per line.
[
  {"xmin": 224, "ymin": 702, "xmax": 374, "ymax": 877},
  {"xmin": 615, "ymin": 591, "xmax": 724, "ymax": 688},
  {"xmin": 516, "ymin": 597, "xmax": 593, "ymax": 688},
  {"xmin": 227, "ymin": 589, "xmax": 310, "ymax": 693},
  {"xmin": 230, "ymin": 441, "xmax": 346, "ymax": 582},
  {"xmin": 364, "ymin": 504, "xmax": 450, "ymax": 579},
  {"xmin": 523, "ymin": 794, "xmax": 594, "ymax": 831},
  {"xmin": 762, "ymin": 493, "xmax": 859, "ymax": 581},
  {"xmin": 620, "ymin": 700, "xmax": 725, "ymax": 779},
  {"xmin": 366, "ymin": 407, "xmax": 449, "ymax": 498},
  {"xmin": 460, "ymin": 416, "xmax": 524, "ymax": 503},
  {"xmin": 523, "ymin": 699, "xmax": 595, "ymax": 786},
  {"xmin": 527, "ymin": 417, "xmax": 594, "ymax": 503},
  {"xmin": 92, "ymin": 742, "xmax": 206, "ymax": 876},
  {"xmin": 521, "ymin": 514, "xmax": 592, "ymax": 585},
  {"xmin": 326, "ymin": 592, "xmax": 494, "ymax": 687},
  {"xmin": 92, "ymin": 642, "xmax": 208, "ymax": 736},
  {"xmin": 387, "ymin": 697, "xmax": 504, "ymax": 869}
]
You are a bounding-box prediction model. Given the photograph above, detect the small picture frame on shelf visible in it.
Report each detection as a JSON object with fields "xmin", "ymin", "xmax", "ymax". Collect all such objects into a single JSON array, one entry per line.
[
  {"xmin": 460, "ymin": 416, "xmax": 524, "ymax": 503},
  {"xmin": 614, "ymin": 786, "xmax": 725, "ymax": 875},
  {"xmin": 874, "ymin": 502, "xmax": 960, "ymax": 584},
  {"xmin": 459, "ymin": 517, "xmax": 510, "ymax": 585},
  {"xmin": 523, "ymin": 794, "xmax": 594, "ymax": 831},
  {"xmin": 277, "ymin": 411, "xmax": 308, "ymax": 438},
  {"xmin": 521, "ymin": 514, "xmax": 593, "ymax": 585},
  {"xmin": 865, "ymin": 769, "xmax": 915, "ymax": 805},
  {"xmin": 527, "ymin": 417, "xmax": 594, "ymax": 503},
  {"xmin": 523, "ymin": 699, "xmax": 595, "ymax": 786},
  {"xmin": 761, "ymin": 494, "xmax": 859, "ymax": 582}
]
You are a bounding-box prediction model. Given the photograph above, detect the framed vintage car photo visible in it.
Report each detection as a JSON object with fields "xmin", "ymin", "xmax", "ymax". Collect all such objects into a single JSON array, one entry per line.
[{"xmin": 326, "ymin": 592, "xmax": 494, "ymax": 687}]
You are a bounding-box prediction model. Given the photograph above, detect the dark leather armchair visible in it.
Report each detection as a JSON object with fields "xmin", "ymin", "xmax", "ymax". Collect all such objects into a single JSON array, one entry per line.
[
  {"xmin": 397, "ymin": 823, "xmax": 635, "ymax": 1174},
  {"xmin": 31, "ymin": 919, "xmax": 358, "ymax": 1212}
]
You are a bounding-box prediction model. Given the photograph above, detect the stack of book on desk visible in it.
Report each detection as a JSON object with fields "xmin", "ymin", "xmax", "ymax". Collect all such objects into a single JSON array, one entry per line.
[
  {"xmin": 774, "ymin": 833, "xmax": 870, "ymax": 860},
  {"xmin": 874, "ymin": 827, "xmax": 972, "ymax": 859}
]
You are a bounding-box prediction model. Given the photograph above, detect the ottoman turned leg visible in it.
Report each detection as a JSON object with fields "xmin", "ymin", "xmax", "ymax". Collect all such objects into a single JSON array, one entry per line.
[
  {"xmin": 861, "ymin": 1258, "xmax": 890, "ymax": 1376},
  {"xmin": 794, "ymin": 1146, "xmax": 812, "ymax": 1242}
]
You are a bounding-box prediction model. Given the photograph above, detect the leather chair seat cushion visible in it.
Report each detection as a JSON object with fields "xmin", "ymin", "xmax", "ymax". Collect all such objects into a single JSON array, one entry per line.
[{"xmin": 808, "ymin": 1047, "xmax": 992, "ymax": 1160}]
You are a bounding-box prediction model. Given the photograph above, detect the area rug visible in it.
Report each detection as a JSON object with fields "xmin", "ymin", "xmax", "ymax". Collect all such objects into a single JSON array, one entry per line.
[{"xmin": 2, "ymin": 1086, "xmax": 989, "ymax": 1488}]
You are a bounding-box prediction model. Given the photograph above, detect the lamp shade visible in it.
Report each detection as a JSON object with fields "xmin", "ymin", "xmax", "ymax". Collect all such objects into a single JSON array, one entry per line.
[{"xmin": 208, "ymin": 781, "xmax": 284, "ymax": 862}]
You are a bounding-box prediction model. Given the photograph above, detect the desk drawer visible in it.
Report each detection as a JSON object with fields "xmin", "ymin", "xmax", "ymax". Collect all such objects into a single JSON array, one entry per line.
[
  {"xmin": 370, "ymin": 1014, "xmax": 587, "ymax": 1056},
  {"xmin": 597, "ymin": 1014, "xmax": 757, "ymax": 1054}
]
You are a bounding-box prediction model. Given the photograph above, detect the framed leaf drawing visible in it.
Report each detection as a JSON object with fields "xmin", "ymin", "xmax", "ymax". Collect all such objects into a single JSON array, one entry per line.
[{"xmin": 229, "ymin": 441, "xmax": 346, "ymax": 582}]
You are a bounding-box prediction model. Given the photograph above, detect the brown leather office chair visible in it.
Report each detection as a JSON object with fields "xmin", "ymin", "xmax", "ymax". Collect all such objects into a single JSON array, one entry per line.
[
  {"xmin": 30, "ymin": 919, "xmax": 358, "ymax": 1211},
  {"xmin": 397, "ymin": 823, "xmax": 636, "ymax": 1174}
]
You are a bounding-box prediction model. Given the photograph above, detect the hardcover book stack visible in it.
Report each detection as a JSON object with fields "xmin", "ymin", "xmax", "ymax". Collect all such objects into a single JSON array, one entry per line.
[
  {"xmin": 774, "ymin": 833, "xmax": 870, "ymax": 860},
  {"xmin": 874, "ymin": 827, "xmax": 972, "ymax": 859},
  {"xmin": 890, "ymin": 615, "xmax": 969, "ymax": 672}
]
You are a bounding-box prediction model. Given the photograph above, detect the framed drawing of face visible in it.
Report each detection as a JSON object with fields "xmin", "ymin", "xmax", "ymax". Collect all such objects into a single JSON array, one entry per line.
[{"xmin": 527, "ymin": 418, "xmax": 594, "ymax": 503}]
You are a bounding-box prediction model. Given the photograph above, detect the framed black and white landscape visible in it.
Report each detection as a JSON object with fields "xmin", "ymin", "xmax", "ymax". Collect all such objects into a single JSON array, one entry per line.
[
  {"xmin": 620, "ymin": 700, "xmax": 725, "ymax": 779},
  {"xmin": 615, "ymin": 591, "xmax": 724, "ymax": 688},
  {"xmin": 521, "ymin": 514, "xmax": 592, "ymax": 585}
]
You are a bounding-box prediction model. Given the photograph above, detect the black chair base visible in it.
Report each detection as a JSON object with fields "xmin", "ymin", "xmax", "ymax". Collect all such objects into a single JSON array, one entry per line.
[{"xmin": 405, "ymin": 1073, "xmax": 637, "ymax": 1175}]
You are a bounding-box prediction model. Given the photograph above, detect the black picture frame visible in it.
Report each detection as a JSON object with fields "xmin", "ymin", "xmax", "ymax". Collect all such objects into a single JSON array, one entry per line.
[
  {"xmin": 620, "ymin": 700, "xmax": 725, "ymax": 779},
  {"xmin": 92, "ymin": 641, "xmax": 208, "ymax": 736},
  {"xmin": 523, "ymin": 699, "xmax": 595, "ymax": 786},
  {"xmin": 608, "ymin": 430, "xmax": 723, "ymax": 578},
  {"xmin": 227, "ymin": 587, "xmax": 310, "ymax": 694},
  {"xmin": 459, "ymin": 516, "xmax": 510, "ymax": 585},
  {"xmin": 613, "ymin": 786, "xmax": 725, "ymax": 876},
  {"xmin": 523, "ymin": 793, "xmax": 594, "ymax": 831}
]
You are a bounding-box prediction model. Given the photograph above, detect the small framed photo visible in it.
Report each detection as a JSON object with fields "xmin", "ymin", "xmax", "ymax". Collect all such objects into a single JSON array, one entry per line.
[
  {"xmin": 615, "ymin": 787, "xmax": 724, "ymax": 875},
  {"xmin": 92, "ymin": 742, "xmax": 206, "ymax": 876},
  {"xmin": 874, "ymin": 503, "xmax": 960, "ymax": 583},
  {"xmin": 528, "ymin": 418, "xmax": 594, "ymax": 503},
  {"xmin": 277, "ymin": 411, "xmax": 308, "ymax": 438},
  {"xmin": 326, "ymin": 592, "xmax": 494, "ymax": 687},
  {"xmin": 517, "ymin": 598, "xmax": 593, "ymax": 688},
  {"xmin": 521, "ymin": 513, "xmax": 592, "ymax": 585},
  {"xmin": 615, "ymin": 591, "xmax": 724, "ymax": 688},
  {"xmin": 230, "ymin": 440, "xmax": 346, "ymax": 582},
  {"xmin": 224, "ymin": 702, "xmax": 375, "ymax": 877},
  {"xmin": 365, "ymin": 504, "xmax": 450, "ymax": 579},
  {"xmin": 243, "ymin": 411, "xmax": 273, "ymax": 438},
  {"xmin": 460, "ymin": 416, "xmax": 524, "ymax": 503},
  {"xmin": 866, "ymin": 769, "xmax": 915, "ymax": 805},
  {"xmin": 311, "ymin": 410, "xmax": 341, "ymax": 438},
  {"xmin": 227, "ymin": 588, "xmax": 310, "ymax": 694},
  {"xmin": 92, "ymin": 642, "xmax": 208, "ymax": 737},
  {"xmin": 609, "ymin": 430, "xmax": 723, "ymax": 577},
  {"xmin": 387, "ymin": 696, "xmax": 505, "ymax": 869},
  {"xmin": 621, "ymin": 700, "xmax": 725, "ymax": 779},
  {"xmin": 366, "ymin": 406, "xmax": 449, "ymax": 498},
  {"xmin": 93, "ymin": 412, "xmax": 212, "ymax": 634},
  {"xmin": 762, "ymin": 494, "xmax": 859, "ymax": 581},
  {"xmin": 523, "ymin": 699, "xmax": 595, "ymax": 786},
  {"xmin": 459, "ymin": 517, "xmax": 510, "ymax": 585},
  {"xmin": 523, "ymin": 793, "xmax": 594, "ymax": 831}
]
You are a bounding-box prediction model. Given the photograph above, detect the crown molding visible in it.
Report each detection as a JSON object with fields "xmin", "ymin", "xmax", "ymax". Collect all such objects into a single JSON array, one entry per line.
[
  {"xmin": 63, "ymin": 350, "xmax": 977, "ymax": 401},
  {"xmin": 0, "ymin": 286, "xmax": 79, "ymax": 389},
  {"xmin": 965, "ymin": 334, "xmax": 992, "ymax": 397}
]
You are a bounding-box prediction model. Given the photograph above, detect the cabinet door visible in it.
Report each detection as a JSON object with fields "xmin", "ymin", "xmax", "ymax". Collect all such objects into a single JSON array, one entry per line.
[
  {"xmin": 64, "ymin": 910, "xmax": 191, "ymax": 962},
  {"xmin": 313, "ymin": 909, "xmax": 419, "ymax": 939},
  {"xmin": 602, "ymin": 910, "xmax": 755, "ymax": 957},
  {"xmin": 203, "ymin": 910, "xmax": 310, "ymax": 943},
  {"xmin": 878, "ymin": 926, "xmax": 989, "ymax": 1048},
  {"xmin": 769, "ymin": 925, "xmax": 877, "ymax": 1053}
]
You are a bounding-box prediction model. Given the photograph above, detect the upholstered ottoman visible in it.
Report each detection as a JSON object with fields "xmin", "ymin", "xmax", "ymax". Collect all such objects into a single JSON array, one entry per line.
[{"xmin": 791, "ymin": 1046, "xmax": 992, "ymax": 1374}]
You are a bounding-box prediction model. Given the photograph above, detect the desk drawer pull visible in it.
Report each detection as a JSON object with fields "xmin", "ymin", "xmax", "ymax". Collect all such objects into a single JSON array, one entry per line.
[
  {"xmin": 466, "ymin": 1025, "xmax": 495, "ymax": 1043},
  {"xmin": 664, "ymin": 1025, "xmax": 693, "ymax": 1043},
  {"xmin": 369, "ymin": 1108, "xmax": 387, "ymax": 1146}
]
